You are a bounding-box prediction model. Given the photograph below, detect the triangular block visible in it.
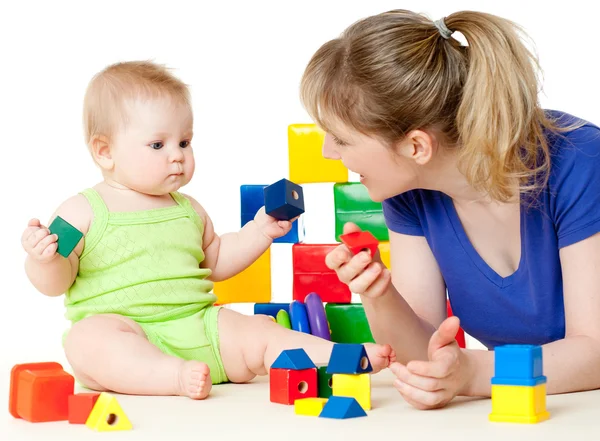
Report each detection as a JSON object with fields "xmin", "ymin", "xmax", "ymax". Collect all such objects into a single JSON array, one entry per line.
[
  {"xmin": 319, "ymin": 396, "xmax": 367, "ymax": 419},
  {"xmin": 85, "ymin": 392, "xmax": 132, "ymax": 431},
  {"xmin": 272, "ymin": 348, "xmax": 316, "ymax": 370},
  {"xmin": 326, "ymin": 344, "xmax": 372, "ymax": 374}
]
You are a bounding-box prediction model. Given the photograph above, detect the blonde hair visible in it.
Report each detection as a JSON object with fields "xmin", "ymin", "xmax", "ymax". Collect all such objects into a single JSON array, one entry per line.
[
  {"xmin": 301, "ymin": 10, "xmax": 581, "ymax": 202},
  {"xmin": 83, "ymin": 60, "xmax": 191, "ymax": 146}
]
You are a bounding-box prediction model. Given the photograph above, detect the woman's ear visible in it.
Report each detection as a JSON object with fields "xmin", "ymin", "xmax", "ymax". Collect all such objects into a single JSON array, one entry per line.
[
  {"xmin": 90, "ymin": 135, "xmax": 114, "ymax": 171},
  {"xmin": 397, "ymin": 129, "xmax": 436, "ymax": 165}
]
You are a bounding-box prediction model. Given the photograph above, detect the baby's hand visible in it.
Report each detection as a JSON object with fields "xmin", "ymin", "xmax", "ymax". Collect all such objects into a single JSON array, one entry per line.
[
  {"xmin": 21, "ymin": 218, "xmax": 59, "ymax": 263},
  {"xmin": 253, "ymin": 207, "xmax": 296, "ymax": 240}
]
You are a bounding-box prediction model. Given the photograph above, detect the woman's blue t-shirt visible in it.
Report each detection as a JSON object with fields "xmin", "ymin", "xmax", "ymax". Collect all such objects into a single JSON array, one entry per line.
[{"xmin": 382, "ymin": 111, "xmax": 600, "ymax": 349}]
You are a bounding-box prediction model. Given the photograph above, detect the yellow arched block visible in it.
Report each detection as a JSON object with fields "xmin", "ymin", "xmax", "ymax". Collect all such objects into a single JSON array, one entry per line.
[
  {"xmin": 378, "ymin": 242, "xmax": 391, "ymax": 269},
  {"xmin": 213, "ymin": 248, "xmax": 271, "ymax": 304},
  {"xmin": 489, "ymin": 384, "xmax": 549, "ymax": 424},
  {"xmin": 85, "ymin": 392, "xmax": 132, "ymax": 431},
  {"xmin": 288, "ymin": 124, "xmax": 348, "ymax": 184},
  {"xmin": 332, "ymin": 373, "xmax": 371, "ymax": 410},
  {"xmin": 294, "ymin": 397, "xmax": 328, "ymax": 416}
]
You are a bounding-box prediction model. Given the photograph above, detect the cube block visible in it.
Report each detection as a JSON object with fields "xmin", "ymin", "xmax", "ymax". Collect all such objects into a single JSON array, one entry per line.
[
  {"xmin": 334, "ymin": 183, "xmax": 388, "ymax": 241},
  {"xmin": 68, "ymin": 393, "xmax": 100, "ymax": 424},
  {"xmin": 270, "ymin": 368, "xmax": 318, "ymax": 405},
  {"xmin": 264, "ymin": 178, "xmax": 305, "ymax": 221},
  {"xmin": 332, "ymin": 373, "xmax": 371, "ymax": 410},
  {"xmin": 325, "ymin": 303, "xmax": 375, "ymax": 344}
]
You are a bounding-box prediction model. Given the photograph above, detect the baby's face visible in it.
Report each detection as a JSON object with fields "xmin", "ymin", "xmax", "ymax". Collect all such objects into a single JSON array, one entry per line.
[{"xmin": 109, "ymin": 96, "xmax": 195, "ymax": 195}]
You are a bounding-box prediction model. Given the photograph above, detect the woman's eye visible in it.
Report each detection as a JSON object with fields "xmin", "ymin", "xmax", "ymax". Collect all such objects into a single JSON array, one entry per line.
[
  {"xmin": 333, "ymin": 136, "xmax": 347, "ymax": 147},
  {"xmin": 180, "ymin": 140, "xmax": 190, "ymax": 148},
  {"xmin": 150, "ymin": 142, "xmax": 163, "ymax": 150}
]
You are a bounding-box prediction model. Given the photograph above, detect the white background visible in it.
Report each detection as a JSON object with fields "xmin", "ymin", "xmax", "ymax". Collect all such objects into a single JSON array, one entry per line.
[{"xmin": 1, "ymin": 0, "xmax": 598, "ymax": 365}]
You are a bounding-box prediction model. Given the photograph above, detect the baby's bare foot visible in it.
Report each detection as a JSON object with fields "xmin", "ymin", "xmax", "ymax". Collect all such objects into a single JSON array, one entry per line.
[
  {"xmin": 177, "ymin": 360, "xmax": 212, "ymax": 399},
  {"xmin": 364, "ymin": 343, "xmax": 396, "ymax": 373}
]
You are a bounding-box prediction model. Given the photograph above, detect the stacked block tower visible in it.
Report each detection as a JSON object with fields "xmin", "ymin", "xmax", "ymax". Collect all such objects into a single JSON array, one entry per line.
[{"xmin": 212, "ymin": 123, "xmax": 465, "ymax": 347}]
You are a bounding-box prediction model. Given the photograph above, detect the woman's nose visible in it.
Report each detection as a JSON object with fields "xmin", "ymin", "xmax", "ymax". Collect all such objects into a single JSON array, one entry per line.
[{"xmin": 322, "ymin": 133, "xmax": 341, "ymax": 160}]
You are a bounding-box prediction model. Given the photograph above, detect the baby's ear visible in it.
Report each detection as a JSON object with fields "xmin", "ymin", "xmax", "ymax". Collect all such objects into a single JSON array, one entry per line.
[{"xmin": 90, "ymin": 135, "xmax": 114, "ymax": 170}]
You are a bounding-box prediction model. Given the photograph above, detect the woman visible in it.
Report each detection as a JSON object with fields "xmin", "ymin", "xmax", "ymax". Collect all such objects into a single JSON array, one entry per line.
[{"xmin": 300, "ymin": 9, "xmax": 600, "ymax": 409}]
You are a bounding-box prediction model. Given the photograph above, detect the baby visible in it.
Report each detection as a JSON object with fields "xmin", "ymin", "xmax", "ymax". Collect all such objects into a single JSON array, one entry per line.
[{"xmin": 21, "ymin": 61, "xmax": 394, "ymax": 399}]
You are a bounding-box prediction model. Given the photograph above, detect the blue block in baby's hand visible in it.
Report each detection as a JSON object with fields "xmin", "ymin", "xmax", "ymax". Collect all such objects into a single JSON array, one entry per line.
[{"xmin": 263, "ymin": 178, "xmax": 305, "ymax": 221}]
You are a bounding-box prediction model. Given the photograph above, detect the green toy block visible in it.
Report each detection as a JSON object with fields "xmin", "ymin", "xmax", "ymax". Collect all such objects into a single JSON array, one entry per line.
[
  {"xmin": 317, "ymin": 365, "xmax": 333, "ymax": 398},
  {"xmin": 333, "ymin": 183, "xmax": 388, "ymax": 241},
  {"xmin": 48, "ymin": 216, "xmax": 83, "ymax": 258},
  {"xmin": 325, "ymin": 303, "xmax": 375, "ymax": 344}
]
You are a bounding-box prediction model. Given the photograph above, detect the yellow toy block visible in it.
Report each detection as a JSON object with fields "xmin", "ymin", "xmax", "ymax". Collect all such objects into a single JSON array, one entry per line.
[
  {"xmin": 213, "ymin": 248, "xmax": 271, "ymax": 304},
  {"xmin": 288, "ymin": 124, "xmax": 348, "ymax": 184},
  {"xmin": 332, "ymin": 373, "xmax": 371, "ymax": 410},
  {"xmin": 85, "ymin": 392, "xmax": 132, "ymax": 431},
  {"xmin": 378, "ymin": 242, "xmax": 390, "ymax": 269},
  {"xmin": 294, "ymin": 397, "xmax": 328, "ymax": 416},
  {"xmin": 489, "ymin": 384, "xmax": 549, "ymax": 424}
]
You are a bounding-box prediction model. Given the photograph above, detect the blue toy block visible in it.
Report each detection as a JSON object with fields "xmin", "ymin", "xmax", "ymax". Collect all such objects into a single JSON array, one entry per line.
[
  {"xmin": 290, "ymin": 300, "xmax": 311, "ymax": 334},
  {"xmin": 492, "ymin": 345, "xmax": 545, "ymax": 384},
  {"xmin": 240, "ymin": 184, "xmax": 300, "ymax": 243},
  {"xmin": 254, "ymin": 303, "xmax": 291, "ymax": 318},
  {"xmin": 326, "ymin": 344, "xmax": 373, "ymax": 374},
  {"xmin": 319, "ymin": 396, "xmax": 367, "ymax": 419},
  {"xmin": 263, "ymin": 178, "xmax": 305, "ymax": 221},
  {"xmin": 271, "ymin": 348, "xmax": 316, "ymax": 370}
]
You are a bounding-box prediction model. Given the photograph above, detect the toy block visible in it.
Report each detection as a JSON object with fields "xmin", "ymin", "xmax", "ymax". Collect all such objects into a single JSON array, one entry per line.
[
  {"xmin": 241, "ymin": 184, "xmax": 300, "ymax": 243},
  {"xmin": 270, "ymin": 368, "xmax": 318, "ymax": 405},
  {"xmin": 48, "ymin": 215, "xmax": 83, "ymax": 257},
  {"xmin": 276, "ymin": 309, "xmax": 292, "ymax": 329},
  {"xmin": 254, "ymin": 302, "xmax": 290, "ymax": 317},
  {"xmin": 325, "ymin": 303, "xmax": 375, "ymax": 344},
  {"xmin": 378, "ymin": 241, "xmax": 391, "ymax": 268},
  {"xmin": 9, "ymin": 362, "xmax": 74, "ymax": 422},
  {"xmin": 446, "ymin": 300, "xmax": 466, "ymax": 349},
  {"xmin": 340, "ymin": 231, "xmax": 379, "ymax": 257},
  {"xmin": 264, "ymin": 178, "xmax": 305, "ymax": 221},
  {"xmin": 68, "ymin": 393, "xmax": 100, "ymax": 424},
  {"xmin": 213, "ymin": 248, "xmax": 271, "ymax": 303},
  {"xmin": 489, "ymin": 384, "xmax": 549, "ymax": 424},
  {"xmin": 305, "ymin": 293, "xmax": 331, "ymax": 340},
  {"xmin": 292, "ymin": 243, "xmax": 351, "ymax": 303},
  {"xmin": 272, "ymin": 348, "xmax": 316, "ymax": 370},
  {"xmin": 491, "ymin": 345, "xmax": 546, "ymax": 386},
  {"xmin": 295, "ymin": 397, "xmax": 328, "ymax": 416},
  {"xmin": 319, "ymin": 396, "xmax": 367, "ymax": 419},
  {"xmin": 334, "ymin": 183, "xmax": 388, "ymax": 241},
  {"xmin": 290, "ymin": 300, "xmax": 311, "ymax": 334},
  {"xmin": 317, "ymin": 365, "xmax": 333, "ymax": 398},
  {"xmin": 332, "ymin": 373, "xmax": 371, "ymax": 410},
  {"xmin": 85, "ymin": 392, "xmax": 132, "ymax": 431},
  {"xmin": 288, "ymin": 124, "xmax": 348, "ymax": 184},
  {"xmin": 327, "ymin": 344, "xmax": 373, "ymax": 374}
]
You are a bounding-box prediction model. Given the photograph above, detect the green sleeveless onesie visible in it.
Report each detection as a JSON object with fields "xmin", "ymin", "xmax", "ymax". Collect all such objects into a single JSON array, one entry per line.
[{"xmin": 64, "ymin": 188, "xmax": 228, "ymax": 384}]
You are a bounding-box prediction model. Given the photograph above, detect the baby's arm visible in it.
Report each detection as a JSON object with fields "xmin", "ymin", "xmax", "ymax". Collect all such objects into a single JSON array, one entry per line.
[{"xmin": 23, "ymin": 194, "xmax": 92, "ymax": 296}]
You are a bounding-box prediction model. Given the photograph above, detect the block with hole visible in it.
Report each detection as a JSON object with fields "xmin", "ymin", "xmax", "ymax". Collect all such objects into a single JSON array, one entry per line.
[
  {"xmin": 292, "ymin": 243, "xmax": 351, "ymax": 303},
  {"xmin": 288, "ymin": 124, "xmax": 348, "ymax": 184},
  {"xmin": 332, "ymin": 373, "xmax": 371, "ymax": 410},
  {"xmin": 326, "ymin": 344, "xmax": 373, "ymax": 375},
  {"xmin": 317, "ymin": 365, "xmax": 333, "ymax": 399},
  {"xmin": 263, "ymin": 178, "xmax": 305, "ymax": 221},
  {"xmin": 9, "ymin": 362, "xmax": 75, "ymax": 422},
  {"xmin": 68, "ymin": 393, "xmax": 100, "ymax": 424},
  {"xmin": 339, "ymin": 231, "xmax": 379, "ymax": 257},
  {"xmin": 85, "ymin": 392, "xmax": 132, "ymax": 431},
  {"xmin": 295, "ymin": 397, "xmax": 329, "ymax": 416},
  {"xmin": 213, "ymin": 247, "xmax": 271, "ymax": 304},
  {"xmin": 304, "ymin": 292, "xmax": 331, "ymax": 340},
  {"xmin": 48, "ymin": 215, "xmax": 84, "ymax": 258},
  {"xmin": 325, "ymin": 303, "xmax": 375, "ymax": 344},
  {"xmin": 270, "ymin": 368, "xmax": 318, "ymax": 405},
  {"xmin": 319, "ymin": 396, "xmax": 367, "ymax": 419},
  {"xmin": 333, "ymin": 183, "xmax": 388, "ymax": 241},
  {"xmin": 241, "ymin": 184, "xmax": 300, "ymax": 243}
]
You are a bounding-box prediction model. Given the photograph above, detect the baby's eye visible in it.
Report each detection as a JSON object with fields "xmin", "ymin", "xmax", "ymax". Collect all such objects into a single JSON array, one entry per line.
[
  {"xmin": 150, "ymin": 142, "xmax": 163, "ymax": 150},
  {"xmin": 179, "ymin": 140, "xmax": 190, "ymax": 148}
]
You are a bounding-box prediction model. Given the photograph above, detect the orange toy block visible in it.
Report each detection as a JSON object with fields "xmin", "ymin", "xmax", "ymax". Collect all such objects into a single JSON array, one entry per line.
[
  {"xmin": 9, "ymin": 362, "xmax": 75, "ymax": 422},
  {"xmin": 68, "ymin": 393, "xmax": 101, "ymax": 424}
]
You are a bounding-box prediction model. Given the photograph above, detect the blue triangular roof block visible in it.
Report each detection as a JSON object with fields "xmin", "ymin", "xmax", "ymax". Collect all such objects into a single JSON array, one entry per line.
[
  {"xmin": 271, "ymin": 348, "xmax": 316, "ymax": 370},
  {"xmin": 319, "ymin": 396, "xmax": 367, "ymax": 419},
  {"xmin": 326, "ymin": 344, "xmax": 373, "ymax": 374}
]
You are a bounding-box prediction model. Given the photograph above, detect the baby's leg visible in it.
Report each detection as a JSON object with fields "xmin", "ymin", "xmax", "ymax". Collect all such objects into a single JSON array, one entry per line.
[
  {"xmin": 64, "ymin": 314, "xmax": 211, "ymax": 399},
  {"xmin": 218, "ymin": 308, "xmax": 394, "ymax": 383}
]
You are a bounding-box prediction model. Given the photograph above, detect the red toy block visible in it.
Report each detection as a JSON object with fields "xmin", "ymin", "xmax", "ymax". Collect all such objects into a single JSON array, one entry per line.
[
  {"xmin": 9, "ymin": 362, "xmax": 75, "ymax": 422},
  {"xmin": 270, "ymin": 368, "xmax": 318, "ymax": 405},
  {"xmin": 339, "ymin": 231, "xmax": 378, "ymax": 257},
  {"xmin": 447, "ymin": 300, "xmax": 466, "ymax": 348},
  {"xmin": 292, "ymin": 243, "xmax": 351, "ymax": 303},
  {"xmin": 68, "ymin": 392, "xmax": 101, "ymax": 424}
]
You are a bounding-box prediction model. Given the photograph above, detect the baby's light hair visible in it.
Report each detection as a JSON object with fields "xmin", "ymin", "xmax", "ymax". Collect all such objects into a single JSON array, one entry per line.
[{"xmin": 83, "ymin": 60, "xmax": 191, "ymax": 146}]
